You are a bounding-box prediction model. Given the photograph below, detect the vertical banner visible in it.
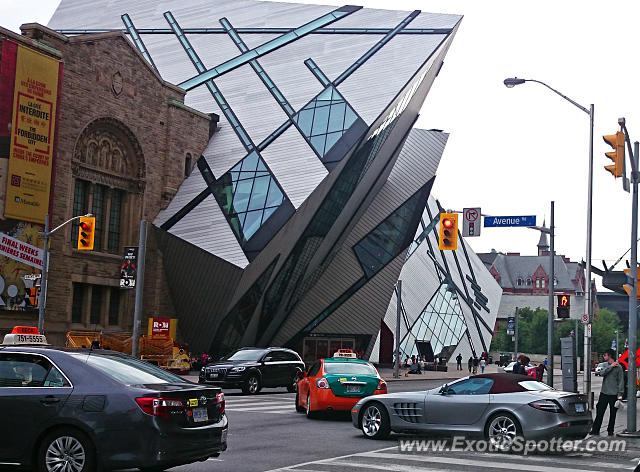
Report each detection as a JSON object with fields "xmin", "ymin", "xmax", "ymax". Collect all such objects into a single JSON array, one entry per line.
[
  {"xmin": 120, "ymin": 246, "xmax": 138, "ymax": 288},
  {"xmin": 5, "ymin": 45, "xmax": 61, "ymax": 224},
  {"xmin": 0, "ymin": 40, "xmax": 19, "ymax": 218}
]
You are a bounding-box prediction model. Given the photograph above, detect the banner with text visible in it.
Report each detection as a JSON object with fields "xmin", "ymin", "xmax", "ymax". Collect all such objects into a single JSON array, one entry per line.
[
  {"xmin": 5, "ymin": 44, "xmax": 61, "ymax": 224},
  {"xmin": 0, "ymin": 231, "xmax": 43, "ymax": 270}
]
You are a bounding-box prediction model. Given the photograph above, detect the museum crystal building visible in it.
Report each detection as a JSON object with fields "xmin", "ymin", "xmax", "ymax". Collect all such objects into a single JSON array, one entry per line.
[{"xmin": 44, "ymin": 0, "xmax": 499, "ymax": 361}]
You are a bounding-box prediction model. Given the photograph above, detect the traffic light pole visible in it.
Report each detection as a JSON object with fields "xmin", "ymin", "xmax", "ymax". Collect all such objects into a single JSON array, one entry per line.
[
  {"xmin": 584, "ymin": 104, "xmax": 595, "ymax": 406},
  {"xmin": 394, "ymin": 280, "xmax": 401, "ymax": 379},
  {"xmin": 132, "ymin": 220, "xmax": 147, "ymax": 358},
  {"xmin": 548, "ymin": 201, "xmax": 555, "ymax": 387},
  {"xmin": 37, "ymin": 213, "xmax": 93, "ymax": 333},
  {"xmin": 625, "ymin": 141, "xmax": 638, "ymax": 434}
]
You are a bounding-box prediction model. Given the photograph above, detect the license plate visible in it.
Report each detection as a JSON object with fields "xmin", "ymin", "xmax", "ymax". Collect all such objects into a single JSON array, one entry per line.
[
  {"xmin": 221, "ymin": 429, "xmax": 227, "ymax": 443},
  {"xmin": 209, "ymin": 373, "xmax": 218, "ymax": 379},
  {"xmin": 193, "ymin": 407, "xmax": 208, "ymax": 422},
  {"xmin": 346, "ymin": 385, "xmax": 361, "ymax": 393},
  {"xmin": 575, "ymin": 403, "xmax": 586, "ymax": 413}
]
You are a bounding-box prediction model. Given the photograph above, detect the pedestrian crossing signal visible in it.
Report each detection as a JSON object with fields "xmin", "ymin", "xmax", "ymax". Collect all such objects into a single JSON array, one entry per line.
[
  {"xmin": 26, "ymin": 286, "xmax": 39, "ymax": 307},
  {"xmin": 556, "ymin": 295, "xmax": 570, "ymax": 318},
  {"xmin": 77, "ymin": 216, "xmax": 95, "ymax": 250}
]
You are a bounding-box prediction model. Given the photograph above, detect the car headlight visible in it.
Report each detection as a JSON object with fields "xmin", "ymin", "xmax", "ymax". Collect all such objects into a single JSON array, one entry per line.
[{"xmin": 230, "ymin": 366, "xmax": 246, "ymax": 372}]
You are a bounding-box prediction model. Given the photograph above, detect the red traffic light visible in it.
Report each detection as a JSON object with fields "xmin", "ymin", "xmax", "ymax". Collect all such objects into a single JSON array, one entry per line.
[
  {"xmin": 442, "ymin": 218, "xmax": 454, "ymax": 229},
  {"xmin": 79, "ymin": 222, "xmax": 89, "ymax": 230}
]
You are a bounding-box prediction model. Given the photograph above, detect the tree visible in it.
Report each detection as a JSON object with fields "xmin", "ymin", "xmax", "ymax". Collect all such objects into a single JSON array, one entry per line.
[{"xmin": 591, "ymin": 308, "xmax": 622, "ymax": 354}]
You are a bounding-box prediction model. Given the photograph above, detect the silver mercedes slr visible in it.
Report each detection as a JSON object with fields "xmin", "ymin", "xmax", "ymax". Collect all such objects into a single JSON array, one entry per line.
[{"xmin": 351, "ymin": 373, "xmax": 592, "ymax": 445}]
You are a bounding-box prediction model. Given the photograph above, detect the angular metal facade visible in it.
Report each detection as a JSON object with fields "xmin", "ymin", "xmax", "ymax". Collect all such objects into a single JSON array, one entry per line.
[{"xmin": 49, "ymin": 0, "xmax": 474, "ymax": 357}]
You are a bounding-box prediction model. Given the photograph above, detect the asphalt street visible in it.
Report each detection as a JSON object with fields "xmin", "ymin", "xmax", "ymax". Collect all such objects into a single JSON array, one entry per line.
[{"xmin": 162, "ymin": 378, "xmax": 640, "ymax": 472}]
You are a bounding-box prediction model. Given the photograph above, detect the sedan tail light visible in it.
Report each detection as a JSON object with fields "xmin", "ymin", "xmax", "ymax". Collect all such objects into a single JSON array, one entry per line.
[
  {"xmin": 217, "ymin": 392, "xmax": 225, "ymax": 415},
  {"xmin": 316, "ymin": 377, "xmax": 330, "ymax": 389},
  {"xmin": 135, "ymin": 397, "xmax": 185, "ymax": 419},
  {"xmin": 376, "ymin": 380, "xmax": 387, "ymax": 392},
  {"xmin": 529, "ymin": 399, "xmax": 562, "ymax": 413}
]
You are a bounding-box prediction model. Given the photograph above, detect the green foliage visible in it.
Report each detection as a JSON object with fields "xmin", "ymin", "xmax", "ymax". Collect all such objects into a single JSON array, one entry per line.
[{"xmin": 492, "ymin": 307, "xmax": 622, "ymax": 356}]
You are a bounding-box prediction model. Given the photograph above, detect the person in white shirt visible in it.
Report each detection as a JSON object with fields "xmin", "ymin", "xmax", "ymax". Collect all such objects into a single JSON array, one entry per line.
[{"xmin": 480, "ymin": 358, "xmax": 486, "ymax": 374}]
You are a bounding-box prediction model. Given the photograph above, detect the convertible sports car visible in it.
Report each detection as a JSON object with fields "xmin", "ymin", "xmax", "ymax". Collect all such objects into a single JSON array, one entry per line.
[
  {"xmin": 296, "ymin": 350, "xmax": 386, "ymax": 418},
  {"xmin": 351, "ymin": 373, "xmax": 592, "ymax": 445}
]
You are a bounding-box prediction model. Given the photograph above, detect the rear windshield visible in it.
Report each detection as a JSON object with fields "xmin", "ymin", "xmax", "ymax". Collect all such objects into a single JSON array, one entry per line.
[
  {"xmin": 324, "ymin": 362, "xmax": 376, "ymax": 375},
  {"xmin": 519, "ymin": 380, "xmax": 553, "ymax": 391},
  {"xmin": 222, "ymin": 349, "xmax": 266, "ymax": 361},
  {"xmin": 69, "ymin": 353, "xmax": 185, "ymax": 385}
]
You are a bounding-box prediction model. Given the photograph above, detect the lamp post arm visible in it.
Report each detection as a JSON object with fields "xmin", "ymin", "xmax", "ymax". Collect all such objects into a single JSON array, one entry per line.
[
  {"xmin": 46, "ymin": 213, "xmax": 93, "ymax": 236},
  {"xmin": 525, "ymin": 79, "xmax": 590, "ymax": 115}
]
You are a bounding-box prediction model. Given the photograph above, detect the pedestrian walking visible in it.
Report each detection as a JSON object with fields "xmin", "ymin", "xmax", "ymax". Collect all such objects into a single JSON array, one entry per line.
[
  {"xmin": 456, "ymin": 353, "xmax": 463, "ymax": 371},
  {"xmin": 512, "ymin": 354, "xmax": 529, "ymax": 375},
  {"xmin": 467, "ymin": 356, "xmax": 472, "ymax": 373},
  {"xmin": 404, "ymin": 355, "xmax": 411, "ymax": 377},
  {"xmin": 590, "ymin": 349, "xmax": 624, "ymax": 436},
  {"xmin": 472, "ymin": 356, "xmax": 479, "ymax": 374},
  {"xmin": 480, "ymin": 358, "xmax": 486, "ymax": 374}
]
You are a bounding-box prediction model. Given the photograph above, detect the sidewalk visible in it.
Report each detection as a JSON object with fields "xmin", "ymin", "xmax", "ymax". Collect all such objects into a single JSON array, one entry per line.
[{"xmin": 380, "ymin": 363, "xmax": 500, "ymax": 382}]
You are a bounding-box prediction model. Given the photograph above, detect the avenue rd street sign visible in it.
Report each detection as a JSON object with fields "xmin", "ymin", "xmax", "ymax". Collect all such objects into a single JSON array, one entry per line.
[{"xmin": 483, "ymin": 215, "xmax": 536, "ymax": 228}]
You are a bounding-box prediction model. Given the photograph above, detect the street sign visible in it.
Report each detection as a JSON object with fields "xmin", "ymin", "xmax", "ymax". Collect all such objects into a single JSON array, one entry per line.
[
  {"xmin": 483, "ymin": 215, "xmax": 536, "ymax": 228},
  {"xmin": 120, "ymin": 246, "xmax": 138, "ymax": 289},
  {"xmin": 462, "ymin": 207, "xmax": 481, "ymax": 237},
  {"xmin": 506, "ymin": 316, "xmax": 515, "ymax": 336},
  {"xmin": 582, "ymin": 314, "xmax": 589, "ymax": 323}
]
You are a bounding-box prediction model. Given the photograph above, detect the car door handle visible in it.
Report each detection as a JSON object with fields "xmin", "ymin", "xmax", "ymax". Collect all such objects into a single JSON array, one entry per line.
[{"xmin": 40, "ymin": 396, "xmax": 60, "ymax": 405}]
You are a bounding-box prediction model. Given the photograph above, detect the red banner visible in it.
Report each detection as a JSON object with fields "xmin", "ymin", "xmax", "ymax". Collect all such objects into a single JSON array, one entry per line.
[{"xmin": 151, "ymin": 317, "xmax": 171, "ymax": 337}]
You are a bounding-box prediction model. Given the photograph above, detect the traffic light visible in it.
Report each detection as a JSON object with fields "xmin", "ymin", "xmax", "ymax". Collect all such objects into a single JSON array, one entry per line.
[
  {"xmin": 438, "ymin": 213, "xmax": 458, "ymax": 250},
  {"xmin": 77, "ymin": 216, "xmax": 95, "ymax": 250},
  {"xmin": 623, "ymin": 267, "xmax": 640, "ymax": 299},
  {"xmin": 603, "ymin": 131, "xmax": 624, "ymax": 178},
  {"xmin": 556, "ymin": 294, "xmax": 570, "ymax": 319},
  {"xmin": 26, "ymin": 286, "xmax": 38, "ymax": 307}
]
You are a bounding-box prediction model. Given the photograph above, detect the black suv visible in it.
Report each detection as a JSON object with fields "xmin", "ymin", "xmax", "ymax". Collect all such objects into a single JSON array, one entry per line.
[{"xmin": 199, "ymin": 347, "xmax": 304, "ymax": 394}]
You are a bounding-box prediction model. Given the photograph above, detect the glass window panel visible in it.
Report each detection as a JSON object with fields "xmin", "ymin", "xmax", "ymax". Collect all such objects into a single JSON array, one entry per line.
[
  {"xmin": 324, "ymin": 131, "xmax": 342, "ymax": 153},
  {"xmin": 317, "ymin": 87, "xmax": 333, "ymax": 101},
  {"xmin": 311, "ymin": 105, "xmax": 330, "ymax": 136},
  {"xmin": 108, "ymin": 189, "xmax": 122, "ymax": 254},
  {"xmin": 232, "ymin": 180, "xmax": 253, "ymax": 213},
  {"xmin": 90, "ymin": 285, "xmax": 103, "ymax": 325},
  {"xmin": 265, "ymin": 180, "xmax": 283, "ymax": 208},
  {"xmin": 257, "ymin": 159, "xmax": 268, "ymax": 172},
  {"xmin": 242, "ymin": 210, "xmax": 263, "ymax": 240},
  {"xmin": 92, "ymin": 185, "xmax": 106, "ymax": 252},
  {"xmin": 310, "ymin": 135, "xmax": 327, "ymax": 155},
  {"xmin": 71, "ymin": 180, "xmax": 88, "ymax": 247},
  {"xmin": 262, "ymin": 206, "xmax": 277, "ymax": 224},
  {"xmin": 71, "ymin": 283, "xmax": 84, "ymax": 324},
  {"xmin": 108, "ymin": 288, "xmax": 120, "ymax": 326},
  {"xmin": 295, "ymin": 108, "xmax": 314, "ymax": 136},
  {"xmin": 327, "ymin": 102, "xmax": 346, "ymax": 133},
  {"xmin": 344, "ymin": 106, "xmax": 358, "ymax": 128},
  {"xmin": 241, "ymin": 152, "xmax": 259, "ymax": 172},
  {"xmin": 248, "ymin": 176, "xmax": 270, "ymax": 211}
]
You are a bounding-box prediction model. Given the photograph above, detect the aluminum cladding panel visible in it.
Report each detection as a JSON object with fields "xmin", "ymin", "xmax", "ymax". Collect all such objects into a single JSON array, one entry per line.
[{"xmin": 337, "ymin": 34, "xmax": 448, "ymax": 125}]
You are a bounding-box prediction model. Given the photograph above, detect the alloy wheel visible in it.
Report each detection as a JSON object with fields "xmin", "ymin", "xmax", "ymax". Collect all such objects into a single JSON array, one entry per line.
[
  {"xmin": 248, "ymin": 376, "xmax": 259, "ymax": 394},
  {"xmin": 488, "ymin": 415, "xmax": 518, "ymax": 449},
  {"xmin": 45, "ymin": 436, "xmax": 86, "ymax": 472},
  {"xmin": 362, "ymin": 405, "xmax": 382, "ymax": 437}
]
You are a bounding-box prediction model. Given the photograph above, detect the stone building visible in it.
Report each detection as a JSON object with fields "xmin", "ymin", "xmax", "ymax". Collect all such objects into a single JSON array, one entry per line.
[{"xmin": 0, "ymin": 24, "xmax": 214, "ymax": 344}]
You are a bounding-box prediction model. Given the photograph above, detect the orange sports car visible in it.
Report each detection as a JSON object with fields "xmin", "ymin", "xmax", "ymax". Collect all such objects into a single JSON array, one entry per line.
[{"xmin": 295, "ymin": 350, "xmax": 387, "ymax": 418}]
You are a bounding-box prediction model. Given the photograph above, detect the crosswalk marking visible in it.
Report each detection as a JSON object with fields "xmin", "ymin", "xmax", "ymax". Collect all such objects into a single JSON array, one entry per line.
[
  {"xmin": 267, "ymin": 445, "xmax": 636, "ymax": 472},
  {"xmin": 224, "ymin": 393, "xmax": 296, "ymax": 414}
]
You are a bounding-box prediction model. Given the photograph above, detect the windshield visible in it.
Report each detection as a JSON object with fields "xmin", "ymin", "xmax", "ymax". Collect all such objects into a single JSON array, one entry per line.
[
  {"xmin": 519, "ymin": 380, "xmax": 554, "ymax": 391},
  {"xmin": 324, "ymin": 362, "xmax": 376, "ymax": 375},
  {"xmin": 70, "ymin": 353, "xmax": 185, "ymax": 385},
  {"xmin": 222, "ymin": 349, "xmax": 266, "ymax": 361}
]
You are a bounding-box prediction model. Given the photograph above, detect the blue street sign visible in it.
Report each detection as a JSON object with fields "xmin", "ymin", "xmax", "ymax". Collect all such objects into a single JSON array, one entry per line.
[{"xmin": 484, "ymin": 215, "xmax": 537, "ymax": 228}]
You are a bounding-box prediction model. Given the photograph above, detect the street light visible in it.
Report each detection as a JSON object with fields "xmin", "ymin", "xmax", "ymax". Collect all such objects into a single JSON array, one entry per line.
[{"xmin": 504, "ymin": 76, "xmax": 595, "ymax": 403}]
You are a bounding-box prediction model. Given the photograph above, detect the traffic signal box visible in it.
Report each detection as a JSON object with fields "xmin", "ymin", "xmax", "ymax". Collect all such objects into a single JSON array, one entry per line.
[
  {"xmin": 77, "ymin": 216, "xmax": 95, "ymax": 250},
  {"xmin": 603, "ymin": 131, "xmax": 624, "ymax": 178},
  {"xmin": 623, "ymin": 267, "xmax": 640, "ymax": 300},
  {"xmin": 556, "ymin": 294, "xmax": 570, "ymax": 319},
  {"xmin": 438, "ymin": 213, "xmax": 458, "ymax": 250}
]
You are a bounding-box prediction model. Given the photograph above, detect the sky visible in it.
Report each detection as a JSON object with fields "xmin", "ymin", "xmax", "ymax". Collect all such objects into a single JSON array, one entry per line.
[{"xmin": 2, "ymin": 0, "xmax": 640, "ymax": 290}]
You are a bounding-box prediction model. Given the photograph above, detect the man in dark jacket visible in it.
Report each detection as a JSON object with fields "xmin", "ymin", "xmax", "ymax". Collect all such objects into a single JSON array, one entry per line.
[
  {"xmin": 591, "ymin": 349, "xmax": 624, "ymax": 436},
  {"xmin": 512, "ymin": 355, "xmax": 529, "ymax": 376},
  {"xmin": 456, "ymin": 353, "xmax": 463, "ymax": 371}
]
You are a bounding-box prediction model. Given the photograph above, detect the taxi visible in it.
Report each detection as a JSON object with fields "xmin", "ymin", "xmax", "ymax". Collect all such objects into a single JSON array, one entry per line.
[{"xmin": 295, "ymin": 349, "xmax": 386, "ymax": 418}]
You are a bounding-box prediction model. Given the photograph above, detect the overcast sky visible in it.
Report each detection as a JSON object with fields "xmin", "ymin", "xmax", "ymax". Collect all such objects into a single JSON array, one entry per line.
[{"xmin": 3, "ymin": 0, "xmax": 639, "ymax": 291}]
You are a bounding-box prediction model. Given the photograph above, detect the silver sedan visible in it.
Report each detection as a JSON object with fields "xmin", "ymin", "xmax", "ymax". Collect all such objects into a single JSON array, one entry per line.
[{"xmin": 351, "ymin": 373, "xmax": 592, "ymax": 445}]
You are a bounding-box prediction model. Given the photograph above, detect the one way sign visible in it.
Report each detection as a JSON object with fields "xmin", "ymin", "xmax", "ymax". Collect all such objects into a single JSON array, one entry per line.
[{"xmin": 462, "ymin": 207, "xmax": 481, "ymax": 237}]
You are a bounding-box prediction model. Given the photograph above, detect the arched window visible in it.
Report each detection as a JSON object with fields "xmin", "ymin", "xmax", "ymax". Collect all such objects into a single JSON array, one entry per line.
[
  {"xmin": 526, "ymin": 277, "xmax": 532, "ymax": 286},
  {"xmin": 535, "ymin": 279, "xmax": 540, "ymax": 289},
  {"xmin": 516, "ymin": 277, "xmax": 523, "ymax": 287}
]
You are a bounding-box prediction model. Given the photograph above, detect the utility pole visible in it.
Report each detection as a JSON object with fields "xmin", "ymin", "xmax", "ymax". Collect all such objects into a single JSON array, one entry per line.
[
  {"xmin": 583, "ymin": 103, "xmax": 595, "ymax": 404},
  {"xmin": 394, "ymin": 280, "xmax": 402, "ymax": 378},
  {"xmin": 547, "ymin": 201, "xmax": 555, "ymax": 387},
  {"xmin": 514, "ymin": 307, "xmax": 519, "ymax": 360},
  {"xmin": 626, "ymin": 141, "xmax": 638, "ymax": 433},
  {"xmin": 132, "ymin": 220, "xmax": 148, "ymax": 358}
]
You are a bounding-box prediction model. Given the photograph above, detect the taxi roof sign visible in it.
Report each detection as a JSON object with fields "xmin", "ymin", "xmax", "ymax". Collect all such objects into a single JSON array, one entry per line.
[
  {"xmin": 333, "ymin": 349, "xmax": 357, "ymax": 359},
  {"xmin": 3, "ymin": 327, "xmax": 48, "ymax": 346}
]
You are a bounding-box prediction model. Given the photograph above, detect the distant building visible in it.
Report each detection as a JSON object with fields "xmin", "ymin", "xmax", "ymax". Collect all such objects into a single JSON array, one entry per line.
[{"xmin": 478, "ymin": 223, "xmax": 594, "ymax": 321}]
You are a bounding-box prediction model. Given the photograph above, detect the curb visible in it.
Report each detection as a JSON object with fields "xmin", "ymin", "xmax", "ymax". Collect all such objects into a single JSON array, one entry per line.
[{"xmin": 384, "ymin": 376, "xmax": 461, "ymax": 383}]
